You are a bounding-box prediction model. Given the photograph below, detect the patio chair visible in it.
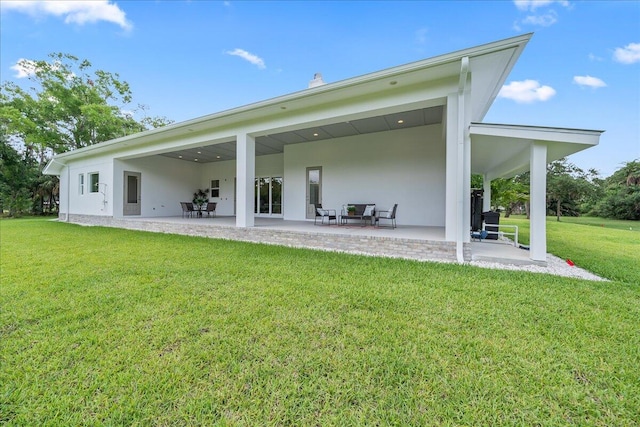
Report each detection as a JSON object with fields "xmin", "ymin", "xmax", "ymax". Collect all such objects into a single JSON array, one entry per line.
[
  {"xmin": 314, "ymin": 204, "xmax": 337, "ymax": 225},
  {"xmin": 375, "ymin": 204, "xmax": 397, "ymax": 229},
  {"xmin": 204, "ymin": 202, "xmax": 217, "ymax": 217},
  {"xmin": 180, "ymin": 202, "xmax": 196, "ymax": 218},
  {"xmin": 362, "ymin": 204, "xmax": 376, "ymax": 226}
]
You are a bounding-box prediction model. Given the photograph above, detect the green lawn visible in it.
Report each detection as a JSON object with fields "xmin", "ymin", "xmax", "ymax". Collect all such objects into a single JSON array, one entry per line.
[
  {"xmin": 1, "ymin": 218, "xmax": 639, "ymax": 426},
  {"xmin": 501, "ymin": 215, "xmax": 639, "ymax": 284}
]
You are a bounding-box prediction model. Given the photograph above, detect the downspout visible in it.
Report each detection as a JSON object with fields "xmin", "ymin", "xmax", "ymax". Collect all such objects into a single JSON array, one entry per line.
[{"xmin": 456, "ymin": 57, "xmax": 469, "ymax": 263}]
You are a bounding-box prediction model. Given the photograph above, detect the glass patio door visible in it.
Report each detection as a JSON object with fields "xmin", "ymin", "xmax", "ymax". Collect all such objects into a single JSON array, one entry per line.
[
  {"xmin": 254, "ymin": 176, "xmax": 283, "ymax": 216},
  {"xmin": 306, "ymin": 166, "xmax": 321, "ymax": 219}
]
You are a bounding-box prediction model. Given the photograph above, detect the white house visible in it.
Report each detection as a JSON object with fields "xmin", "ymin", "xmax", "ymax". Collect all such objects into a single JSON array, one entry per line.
[{"xmin": 43, "ymin": 33, "xmax": 602, "ymax": 264}]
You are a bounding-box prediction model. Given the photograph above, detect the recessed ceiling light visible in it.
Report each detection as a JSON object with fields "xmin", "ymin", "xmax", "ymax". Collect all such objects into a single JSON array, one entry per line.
[
  {"xmin": 197, "ymin": 151, "xmax": 202, "ymax": 154},
  {"xmin": 194, "ymin": 158, "xmax": 198, "ymax": 162},
  {"xmin": 178, "ymin": 155, "xmax": 183, "ymax": 158},
  {"xmin": 216, "ymin": 155, "xmax": 221, "ymax": 159},
  {"xmin": 313, "ymin": 133, "xmax": 319, "ymax": 137},
  {"xmin": 397, "ymin": 119, "xmax": 404, "ymax": 124}
]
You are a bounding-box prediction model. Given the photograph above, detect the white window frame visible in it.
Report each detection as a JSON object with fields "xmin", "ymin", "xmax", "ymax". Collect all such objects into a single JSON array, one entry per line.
[
  {"xmin": 89, "ymin": 172, "xmax": 100, "ymax": 193},
  {"xmin": 210, "ymin": 179, "xmax": 220, "ymax": 198},
  {"xmin": 78, "ymin": 173, "xmax": 85, "ymax": 195}
]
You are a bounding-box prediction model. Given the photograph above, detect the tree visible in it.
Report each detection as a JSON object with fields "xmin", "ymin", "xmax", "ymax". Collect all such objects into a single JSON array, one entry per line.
[
  {"xmin": 490, "ymin": 176, "xmax": 529, "ymax": 218},
  {"xmin": 1, "ymin": 54, "xmax": 172, "ymax": 161},
  {"xmin": 546, "ymin": 159, "xmax": 599, "ymax": 221},
  {"xmin": 0, "ymin": 53, "xmax": 173, "ymax": 215},
  {"xmin": 592, "ymin": 160, "xmax": 640, "ymax": 220},
  {"xmin": 0, "ymin": 135, "xmax": 39, "ymax": 216}
]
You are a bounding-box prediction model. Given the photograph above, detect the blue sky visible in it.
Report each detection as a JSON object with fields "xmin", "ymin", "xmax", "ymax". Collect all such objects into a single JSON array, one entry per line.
[{"xmin": 1, "ymin": 0, "xmax": 638, "ymax": 177}]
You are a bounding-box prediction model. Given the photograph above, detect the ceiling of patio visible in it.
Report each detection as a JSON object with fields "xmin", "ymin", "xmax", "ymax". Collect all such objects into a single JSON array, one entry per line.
[{"xmin": 160, "ymin": 105, "xmax": 443, "ymax": 163}]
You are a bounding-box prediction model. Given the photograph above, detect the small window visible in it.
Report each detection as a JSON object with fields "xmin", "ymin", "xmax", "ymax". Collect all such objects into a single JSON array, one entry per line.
[
  {"xmin": 89, "ymin": 172, "xmax": 99, "ymax": 193},
  {"xmin": 210, "ymin": 179, "xmax": 220, "ymax": 198},
  {"xmin": 78, "ymin": 174, "xmax": 85, "ymax": 195}
]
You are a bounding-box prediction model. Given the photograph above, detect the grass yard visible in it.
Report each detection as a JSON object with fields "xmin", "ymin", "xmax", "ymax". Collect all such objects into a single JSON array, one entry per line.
[
  {"xmin": 501, "ymin": 215, "xmax": 639, "ymax": 284},
  {"xmin": 1, "ymin": 218, "xmax": 639, "ymax": 425}
]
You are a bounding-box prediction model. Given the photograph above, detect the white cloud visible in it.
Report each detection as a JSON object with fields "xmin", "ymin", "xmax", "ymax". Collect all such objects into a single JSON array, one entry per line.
[
  {"xmin": 588, "ymin": 53, "xmax": 603, "ymax": 62},
  {"xmin": 513, "ymin": 0, "xmax": 569, "ymax": 12},
  {"xmin": 2, "ymin": 1, "xmax": 132, "ymax": 31},
  {"xmin": 613, "ymin": 42, "xmax": 640, "ymax": 64},
  {"xmin": 498, "ymin": 80, "xmax": 556, "ymax": 103},
  {"xmin": 513, "ymin": 1, "xmax": 569, "ymax": 28},
  {"xmin": 10, "ymin": 58, "xmax": 37, "ymax": 78},
  {"xmin": 225, "ymin": 48, "xmax": 266, "ymax": 69},
  {"xmin": 573, "ymin": 75, "xmax": 607, "ymax": 89},
  {"xmin": 522, "ymin": 10, "xmax": 558, "ymax": 27},
  {"xmin": 415, "ymin": 28, "xmax": 428, "ymax": 45},
  {"xmin": 9, "ymin": 58, "xmax": 70, "ymax": 79}
]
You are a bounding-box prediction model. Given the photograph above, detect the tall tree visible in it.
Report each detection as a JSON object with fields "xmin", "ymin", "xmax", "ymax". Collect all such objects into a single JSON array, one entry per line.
[
  {"xmin": 592, "ymin": 160, "xmax": 640, "ymax": 220},
  {"xmin": 546, "ymin": 159, "xmax": 599, "ymax": 221},
  {"xmin": 490, "ymin": 177, "xmax": 529, "ymax": 218},
  {"xmin": 0, "ymin": 135, "xmax": 39, "ymax": 216},
  {"xmin": 0, "ymin": 53, "xmax": 172, "ymax": 162},
  {"xmin": 0, "ymin": 53, "xmax": 173, "ymax": 215}
]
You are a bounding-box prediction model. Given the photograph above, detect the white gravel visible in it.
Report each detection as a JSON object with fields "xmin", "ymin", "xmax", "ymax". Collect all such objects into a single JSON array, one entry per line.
[{"xmin": 469, "ymin": 254, "xmax": 607, "ymax": 281}]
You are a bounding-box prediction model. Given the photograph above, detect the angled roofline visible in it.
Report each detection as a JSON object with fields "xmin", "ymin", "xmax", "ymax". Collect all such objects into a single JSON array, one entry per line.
[{"xmin": 44, "ymin": 33, "xmax": 533, "ymax": 171}]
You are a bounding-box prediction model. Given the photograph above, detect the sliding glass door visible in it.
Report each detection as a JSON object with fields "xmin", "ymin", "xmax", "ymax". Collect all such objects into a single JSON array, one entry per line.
[{"xmin": 254, "ymin": 176, "xmax": 283, "ymax": 216}]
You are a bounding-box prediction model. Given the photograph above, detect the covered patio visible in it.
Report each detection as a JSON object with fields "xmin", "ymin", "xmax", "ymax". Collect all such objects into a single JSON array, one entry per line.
[{"xmin": 44, "ymin": 34, "xmax": 602, "ymax": 268}]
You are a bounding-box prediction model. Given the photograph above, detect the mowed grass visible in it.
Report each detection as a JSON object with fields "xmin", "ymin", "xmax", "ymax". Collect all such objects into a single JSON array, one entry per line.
[
  {"xmin": 1, "ymin": 219, "xmax": 639, "ymax": 425},
  {"xmin": 501, "ymin": 215, "xmax": 639, "ymax": 284}
]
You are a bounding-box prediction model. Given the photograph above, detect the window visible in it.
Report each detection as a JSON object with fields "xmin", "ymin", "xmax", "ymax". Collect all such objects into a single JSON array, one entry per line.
[
  {"xmin": 89, "ymin": 172, "xmax": 100, "ymax": 193},
  {"xmin": 78, "ymin": 174, "xmax": 85, "ymax": 195},
  {"xmin": 210, "ymin": 179, "xmax": 220, "ymax": 198}
]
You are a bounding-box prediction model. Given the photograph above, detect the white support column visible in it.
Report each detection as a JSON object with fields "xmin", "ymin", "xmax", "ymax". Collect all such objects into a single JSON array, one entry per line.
[
  {"xmin": 444, "ymin": 94, "xmax": 459, "ymax": 242},
  {"xmin": 462, "ymin": 98, "xmax": 472, "ymax": 245},
  {"xmin": 455, "ymin": 57, "xmax": 470, "ymax": 262},
  {"xmin": 529, "ymin": 141, "xmax": 547, "ymax": 262},
  {"xmin": 482, "ymin": 174, "xmax": 491, "ymax": 212},
  {"xmin": 236, "ymin": 133, "xmax": 255, "ymax": 228}
]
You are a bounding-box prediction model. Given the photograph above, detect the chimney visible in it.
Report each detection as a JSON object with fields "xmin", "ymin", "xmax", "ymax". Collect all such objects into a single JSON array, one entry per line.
[{"xmin": 308, "ymin": 72, "xmax": 326, "ymax": 88}]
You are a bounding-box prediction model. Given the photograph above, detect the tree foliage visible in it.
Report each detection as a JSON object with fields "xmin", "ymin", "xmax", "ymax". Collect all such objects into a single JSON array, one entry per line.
[
  {"xmin": 591, "ymin": 160, "xmax": 640, "ymax": 220},
  {"xmin": 0, "ymin": 53, "xmax": 173, "ymax": 215},
  {"xmin": 472, "ymin": 159, "xmax": 638, "ymax": 222},
  {"xmin": 0, "ymin": 135, "xmax": 39, "ymax": 216},
  {"xmin": 546, "ymin": 159, "xmax": 599, "ymax": 221},
  {"xmin": 491, "ymin": 176, "xmax": 530, "ymax": 218}
]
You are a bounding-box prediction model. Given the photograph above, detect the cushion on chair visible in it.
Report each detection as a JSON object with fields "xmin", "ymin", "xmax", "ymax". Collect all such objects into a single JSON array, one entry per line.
[
  {"xmin": 384, "ymin": 210, "xmax": 393, "ymax": 218},
  {"xmin": 363, "ymin": 205, "xmax": 375, "ymax": 216},
  {"xmin": 317, "ymin": 208, "xmax": 325, "ymax": 216}
]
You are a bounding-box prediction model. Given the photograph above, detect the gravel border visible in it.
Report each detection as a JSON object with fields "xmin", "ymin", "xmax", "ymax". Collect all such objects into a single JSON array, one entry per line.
[{"xmin": 469, "ymin": 254, "xmax": 607, "ymax": 281}]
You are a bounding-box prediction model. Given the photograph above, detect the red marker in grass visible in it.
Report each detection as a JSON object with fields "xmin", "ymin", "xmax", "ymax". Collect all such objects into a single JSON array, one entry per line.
[{"xmin": 566, "ymin": 259, "xmax": 575, "ymax": 266}]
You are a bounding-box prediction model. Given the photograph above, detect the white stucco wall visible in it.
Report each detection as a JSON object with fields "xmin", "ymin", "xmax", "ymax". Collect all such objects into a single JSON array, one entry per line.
[
  {"xmin": 61, "ymin": 125, "xmax": 444, "ymax": 226},
  {"xmin": 64, "ymin": 155, "xmax": 114, "ymax": 216},
  {"xmin": 284, "ymin": 124, "xmax": 446, "ymax": 226},
  {"xmin": 113, "ymin": 156, "xmax": 200, "ymax": 217},
  {"xmin": 198, "ymin": 153, "xmax": 284, "ymax": 216}
]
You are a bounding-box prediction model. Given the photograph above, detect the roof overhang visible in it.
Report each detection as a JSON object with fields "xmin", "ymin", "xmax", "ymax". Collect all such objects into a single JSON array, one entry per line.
[
  {"xmin": 470, "ymin": 122, "xmax": 604, "ymax": 180},
  {"xmin": 43, "ymin": 33, "xmax": 533, "ymax": 174}
]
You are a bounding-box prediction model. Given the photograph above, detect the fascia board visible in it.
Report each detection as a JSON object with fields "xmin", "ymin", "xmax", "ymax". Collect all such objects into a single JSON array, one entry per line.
[
  {"xmin": 470, "ymin": 122, "xmax": 604, "ymax": 145},
  {"xmin": 51, "ymin": 33, "xmax": 534, "ymax": 163}
]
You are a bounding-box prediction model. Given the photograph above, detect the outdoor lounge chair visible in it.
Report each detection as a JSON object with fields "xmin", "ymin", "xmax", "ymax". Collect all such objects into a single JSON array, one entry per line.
[
  {"xmin": 314, "ymin": 204, "xmax": 337, "ymax": 225},
  {"xmin": 375, "ymin": 204, "xmax": 397, "ymax": 229},
  {"xmin": 180, "ymin": 202, "xmax": 196, "ymax": 218},
  {"xmin": 204, "ymin": 202, "xmax": 217, "ymax": 217}
]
